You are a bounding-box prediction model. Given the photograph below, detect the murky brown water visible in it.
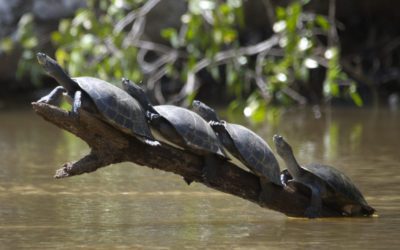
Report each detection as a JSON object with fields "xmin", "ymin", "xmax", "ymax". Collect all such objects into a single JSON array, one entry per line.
[{"xmin": 0, "ymin": 105, "xmax": 399, "ymax": 249}]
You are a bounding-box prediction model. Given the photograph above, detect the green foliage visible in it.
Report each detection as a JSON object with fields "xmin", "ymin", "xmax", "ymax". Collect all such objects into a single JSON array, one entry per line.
[
  {"xmin": 268, "ymin": 2, "xmax": 334, "ymax": 101},
  {"xmin": 160, "ymin": 0, "xmax": 360, "ymax": 122},
  {"xmin": 0, "ymin": 0, "xmax": 362, "ymax": 119},
  {"xmin": 0, "ymin": 0, "xmax": 145, "ymax": 86},
  {"xmin": 162, "ymin": 0, "xmax": 243, "ymax": 77},
  {"xmin": 324, "ymin": 47, "xmax": 363, "ymax": 106},
  {"xmin": 0, "ymin": 13, "xmax": 43, "ymax": 85},
  {"xmin": 51, "ymin": 0, "xmax": 144, "ymax": 83},
  {"xmin": 241, "ymin": 1, "xmax": 361, "ymax": 119}
]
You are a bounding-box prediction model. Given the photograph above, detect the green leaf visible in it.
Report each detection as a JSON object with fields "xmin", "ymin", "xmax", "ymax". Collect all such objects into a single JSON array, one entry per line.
[
  {"xmin": 315, "ymin": 15, "xmax": 330, "ymax": 31},
  {"xmin": 350, "ymin": 84, "xmax": 363, "ymax": 106},
  {"xmin": 55, "ymin": 49, "xmax": 69, "ymax": 66},
  {"xmin": 219, "ymin": 3, "xmax": 231, "ymax": 15},
  {"xmin": 276, "ymin": 7, "xmax": 286, "ymax": 20},
  {"xmin": 58, "ymin": 19, "xmax": 71, "ymax": 34},
  {"xmin": 51, "ymin": 32, "xmax": 62, "ymax": 43},
  {"xmin": 213, "ymin": 29, "xmax": 223, "ymax": 44},
  {"xmin": 227, "ymin": 0, "xmax": 242, "ymax": 8},
  {"xmin": 21, "ymin": 37, "xmax": 38, "ymax": 49},
  {"xmin": 331, "ymin": 83, "xmax": 339, "ymax": 96},
  {"xmin": 222, "ymin": 28, "xmax": 237, "ymax": 44},
  {"xmin": 161, "ymin": 28, "xmax": 177, "ymax": 40},
  {"xmin": 0, "ymin": 37, "xmax": 14, "ymax": 53},
  {"xmin": 251, "ymin": 104, "xmax": 266, "ymax": 123},
  {"xmin": 350, "ymin": 92, "xmax": 363, "ymax": 107}
]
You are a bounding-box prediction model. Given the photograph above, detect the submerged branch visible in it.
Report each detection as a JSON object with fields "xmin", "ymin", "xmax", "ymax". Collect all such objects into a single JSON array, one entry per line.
[{"xmin": 32, "ymin": 102, "xmax": 342, "ymax": 218}]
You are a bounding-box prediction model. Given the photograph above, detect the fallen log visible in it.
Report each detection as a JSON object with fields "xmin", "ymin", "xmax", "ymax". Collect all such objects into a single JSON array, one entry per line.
[{"xmin": 32, "ymin": 102, "xmax": 342, "ymax": 217}]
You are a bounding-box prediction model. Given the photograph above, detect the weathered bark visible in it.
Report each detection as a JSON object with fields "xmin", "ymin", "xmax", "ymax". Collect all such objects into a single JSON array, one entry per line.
[{"xmin": 32, "ymin": 102, "xmax": 344, "ymax": 217}]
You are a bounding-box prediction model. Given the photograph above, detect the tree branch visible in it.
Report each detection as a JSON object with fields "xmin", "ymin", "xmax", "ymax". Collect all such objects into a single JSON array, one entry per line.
[
  {"xmin": 32, "ymin": 102, "xmax": 343, "ymax": 218},
  {"xmin": 176, "ymin": 35, "xmax": 281, "ymax": 102}
]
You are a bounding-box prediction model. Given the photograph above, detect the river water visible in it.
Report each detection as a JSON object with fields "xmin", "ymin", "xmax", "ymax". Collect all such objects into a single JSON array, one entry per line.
[{"xmin": 0, "ymin": 105, "xmax": 399, "ymax": 249}]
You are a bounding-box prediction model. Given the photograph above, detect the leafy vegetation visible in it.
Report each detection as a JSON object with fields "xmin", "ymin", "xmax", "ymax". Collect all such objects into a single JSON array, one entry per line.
[{"xmin": 0, "ymin": 0, "xmax": 362, "ymax": 121}]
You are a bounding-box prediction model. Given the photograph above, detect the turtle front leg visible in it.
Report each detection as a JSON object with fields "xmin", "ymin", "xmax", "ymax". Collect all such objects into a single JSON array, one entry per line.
[
  {"xmin": 280, "ymin": 169, "xmax": 292, "ymax": 186},
  {"xmin": 37, "ymin": 86, "xmax": 65, "ymax": 105},
  {"xmin": 258, "ymin": 178, "xmax": 273, "ymax": 204},
  {"xmin": 71, "ymin": 90, "xmax": 82, "ymax": 118},
  {"xmin": 202, "ymin": 155, "xmax": 221, "ymax": 185},
  {"xmin": 304, "ymin": 186, "xmax": 322, "ymax": 218}
]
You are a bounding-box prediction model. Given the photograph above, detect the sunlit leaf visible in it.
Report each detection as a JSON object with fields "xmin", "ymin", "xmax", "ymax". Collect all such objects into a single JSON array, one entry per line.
[
  {"xmin": 55, "ymin": 49, "xmax": 68, "ymax": 67},
  {"xmin": 219, "ymin": 3, "xmax": 231, "ymax": 15},
  {"xmin": 22, "ymin": 37, "xmax": 38, "ymax": 49},
  {"xmin": 0, "ymin": 37, "xmax": 14, "ymax": 53},
  {"xmin": 161, "ymin": 28, "xmax": 176, "ymax": 40},
  {"xmin": 51, "ymin": 32, "xmax": 62, "ymax": 43},
  {"xmin": 60, "ymin": 99, "xmax": 72, "ymax": 110},
  {"xmin": 213, "ymin": 29, "xmax": 223, "ymax": 44},
  {"xmin": 315, "ymin": 15, "xmax": 330, "ymax": 31},
  {"xmin": 350, "ymin": 92, "xmax": 363, "ymax": 107},
  {"xmin": 18, "ymin": 13, "xmax": 34, "ymax": 28},
  {"xmin": 350, "ymin": 84, "xmax": 363, "ymax": 107},
  {"xmin": 59, "ymin": 20, "xmax": 71, "ymax": 33},
  {"xmin": 80, "ymin": 34, "xmax": 96, "ymax": 50},
  {"xmin": 251, "ymin": 104, "xmax": 266, "ymax": 123},
  {"xmin": 222, "ymin": 28, "xmax": 237, "ymax": 43},
  {"xmin": 276, "ymin": 6, "xmax": 286, "ymax": 20},
  {"xmin": 228, "ymin": 0, "xmax": 242, "ymax": 8}
]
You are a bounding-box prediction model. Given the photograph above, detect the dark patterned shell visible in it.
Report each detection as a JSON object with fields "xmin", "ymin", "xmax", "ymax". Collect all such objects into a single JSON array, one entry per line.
[
  {"xmin": 302, "ymin": 163, "xmax": 370, "ymax": 207},
  {"xmin": 154, "ymin": 105, "xmax": 225, "ymax": 156},
  {"xmin": 74, "ymin": 77, "xmax": 154, "ymax": 142},
  {"xmin": 224, "ymin": 123, "xmax": 282, "ymax": 186}
]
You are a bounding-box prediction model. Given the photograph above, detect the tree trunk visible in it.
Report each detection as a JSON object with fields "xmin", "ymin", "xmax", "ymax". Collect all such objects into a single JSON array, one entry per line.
[{"xmin": 32, "ymin": 102, "xmax": 345, "ymax": 218}]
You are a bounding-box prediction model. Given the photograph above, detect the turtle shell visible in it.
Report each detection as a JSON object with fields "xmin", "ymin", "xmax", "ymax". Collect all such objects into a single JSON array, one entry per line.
[
  {"xmin": 302, "ymin": 163, "xmax": 374, "ymax": 215},
  {"xmin": 154, "ymin": 105, "xmax": 225, "ymax": 156},
  {"xmin": 74, "ymin": 77, "xmax": 154, "ymax": 142},
  {"xmin": 223, "ymin": 123, "xmax": 282, "ymax": 186}
]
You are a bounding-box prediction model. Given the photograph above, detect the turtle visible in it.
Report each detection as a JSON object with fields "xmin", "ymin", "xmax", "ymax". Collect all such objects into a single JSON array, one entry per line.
[
  {"xmin": 273, "ymin": 134, "xmax": 375, "ymax": 218},
  {"xmin": 36, "ymin": 52, "xmax": 159, "ymax": 146},
  {"xmin": 191, "ymin": 100, "xmax": 282, "ymax": 202},
  {"xmin": 121, "ymin": 79, "xmax": 227, "ymax": 183}
]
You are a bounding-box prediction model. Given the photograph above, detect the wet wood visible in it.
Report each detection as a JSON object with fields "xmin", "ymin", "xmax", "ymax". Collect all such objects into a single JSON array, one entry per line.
[{"xmin": 32, "ymin": 102, "xmax": 344, "ymax": 218}]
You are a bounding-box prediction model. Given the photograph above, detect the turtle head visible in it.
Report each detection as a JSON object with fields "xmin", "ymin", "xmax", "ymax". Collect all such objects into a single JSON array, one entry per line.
[
  {"xmin": 273, "ymin": 135, "xmax": 293, "ymax": 159},
  {"xmin": 36, "ymin": 52, "xmax": 62, "ymax": 76},
  {"xmin": 122, "ymin": 78, "xmax": 152, "ymax": 111},
  {"xmin": 37, "ymin": 52, "xmax": 78, "ymax": 92},
  {"xmin": 192, "ymin": 100, "xmax": 219, "ymax": 122}
]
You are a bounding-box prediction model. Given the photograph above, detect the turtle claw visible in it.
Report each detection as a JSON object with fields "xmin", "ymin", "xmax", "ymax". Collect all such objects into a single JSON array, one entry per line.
[
  {"xmin": 146, "ymin": 111, "xmax": 160, "ymax": 121},
  {"xmin": 37, "ymin": 95, "xmax": 52, "ymax": 104},
  {"xmin": 280, "ymin": 169, "xmax": 292, "ymax": 186},
  {"xmin": 37, "ymin": 86, "xmax": 65, "ymax": 105},
  {"xmin": 209, "ymin": 120, "xmax": 223, "ymax": 127}
]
